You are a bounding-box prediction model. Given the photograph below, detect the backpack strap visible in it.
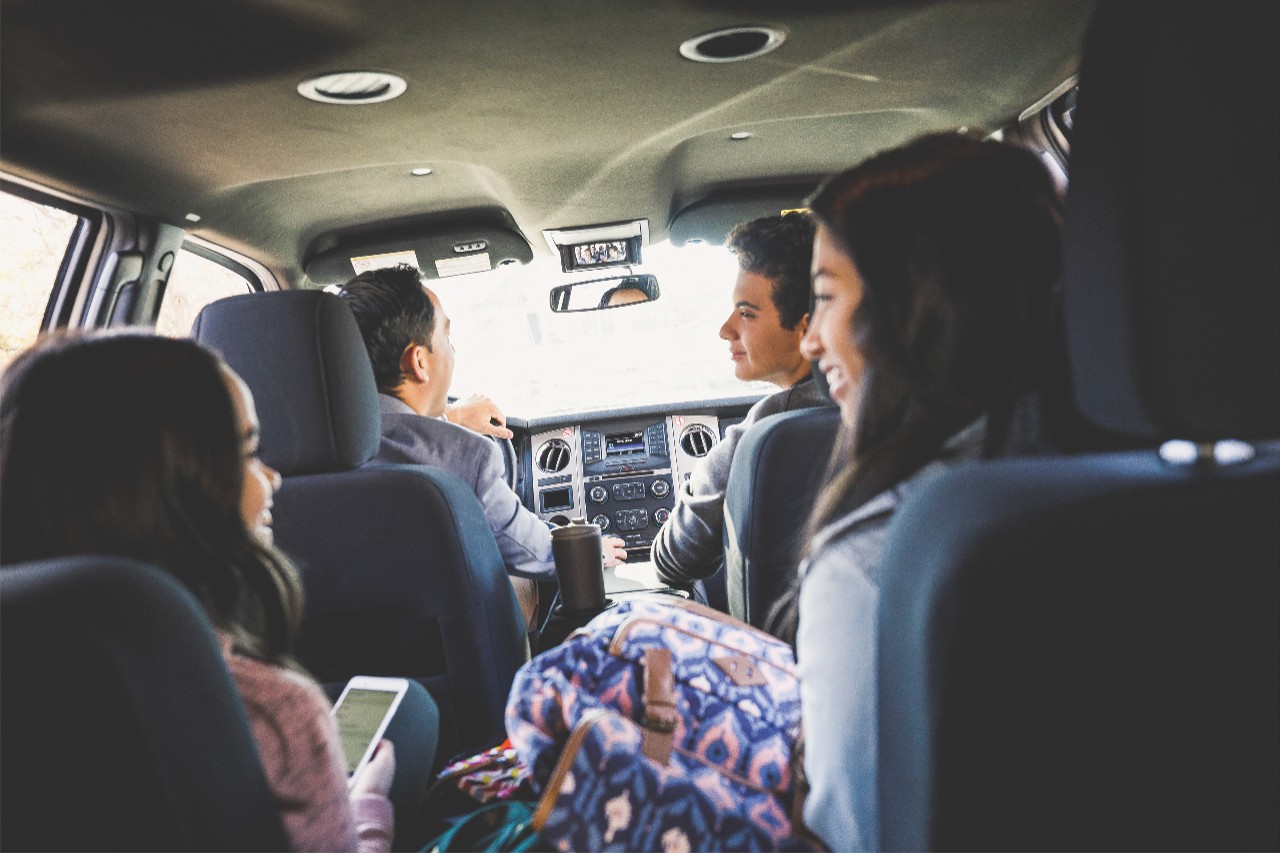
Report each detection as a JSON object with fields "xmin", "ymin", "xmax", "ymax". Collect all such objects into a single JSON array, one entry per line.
[{"xmin": 640, "ymin": 647, "xmax": 677, "ymax": 763}]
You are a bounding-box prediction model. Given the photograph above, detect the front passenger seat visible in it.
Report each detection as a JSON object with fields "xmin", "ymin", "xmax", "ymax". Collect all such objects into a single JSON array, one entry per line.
[
  {"xmin": 723, "ymin": 405, "xmax": 841, "ymax": 628},
  {"xmin": 193, "ymin": 290, "xmax": 527, "ymax": 762}
]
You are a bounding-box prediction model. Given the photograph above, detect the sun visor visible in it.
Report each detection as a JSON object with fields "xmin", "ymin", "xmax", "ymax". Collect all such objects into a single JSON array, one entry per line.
[
  {"xmin": 304, "ymin": 214, "xmax": 533, "ymax": 284},
  {"xmin": 668, "ymin": 185, "xmax": 818, "ymax": 247}
]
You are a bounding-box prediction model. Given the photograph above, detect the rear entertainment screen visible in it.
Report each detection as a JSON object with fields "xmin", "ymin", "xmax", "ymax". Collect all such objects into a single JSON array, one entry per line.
[{"xmin": 572, "ymin": 240, "xmax": 628, "ymax": 267}]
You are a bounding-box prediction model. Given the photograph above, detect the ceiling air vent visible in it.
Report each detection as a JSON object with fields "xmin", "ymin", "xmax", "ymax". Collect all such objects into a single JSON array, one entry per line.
[
  {"xmin": 537, "ymin": 438, "xmax": 573, "ymax": 473},
  {"xmin": 679, "ymin": 26, "xmax": 786, "ymax": 64},
  {"xmin": 680, "ymin": 424, "xmax": 717, "ymax": 458},
  {"xmin": 297, "ymin": 71, "xmax": 407, "ymax": 105}
]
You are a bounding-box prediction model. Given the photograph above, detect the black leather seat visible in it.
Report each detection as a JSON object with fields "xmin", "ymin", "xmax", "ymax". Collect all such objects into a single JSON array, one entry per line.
[
  {"xmin": 0, "ymin": 556, "xmax": 288, "ymax": 852},
  {"xmin": 193, "ymin": 290, "xmax": 527, "ymax": 762},
  {"xmin": 877, "ymin": 2, "xmax": 1279, "ymax": 849},
  {"xmin": 723, "ymin": 405, "xmax": 840, "ymax": 628}
]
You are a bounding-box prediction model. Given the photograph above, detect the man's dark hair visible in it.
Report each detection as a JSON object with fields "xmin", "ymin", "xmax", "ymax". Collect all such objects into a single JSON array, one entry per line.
[
  {"xmin": 725, "ymin": 211, "xmax": 815, "ymax": 330},
  {"xmin": 336, "ymin": 264, "xmax": 435, "ymax": 393}
]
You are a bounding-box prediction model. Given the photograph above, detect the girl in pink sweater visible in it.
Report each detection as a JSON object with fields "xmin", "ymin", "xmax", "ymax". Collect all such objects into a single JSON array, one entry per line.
[{"xmin": 0, "ymin": 331, "xmax": 395, "ymax": 852}]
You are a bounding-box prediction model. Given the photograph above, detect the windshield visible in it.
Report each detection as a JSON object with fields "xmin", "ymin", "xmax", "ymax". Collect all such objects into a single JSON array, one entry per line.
[{"xmin": 433, "ymin": 240, "xmax": 774, "ymax": 419}]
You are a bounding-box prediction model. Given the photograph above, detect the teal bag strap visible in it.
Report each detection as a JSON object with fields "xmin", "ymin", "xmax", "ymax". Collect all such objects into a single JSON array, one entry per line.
[{"xmin": 423, "ymin": 800, "xmax": 550, "ymax": 853}]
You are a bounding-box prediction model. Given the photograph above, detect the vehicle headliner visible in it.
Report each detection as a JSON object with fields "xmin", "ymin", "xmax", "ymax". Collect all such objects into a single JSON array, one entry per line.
[{"xmin": 1, "ymin": 0, "xmax": 1095, "ymax": 287}]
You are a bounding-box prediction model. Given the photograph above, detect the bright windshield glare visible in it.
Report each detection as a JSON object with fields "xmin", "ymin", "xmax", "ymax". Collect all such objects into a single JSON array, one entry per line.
[{"xmin": 432, "ymin": 240, "xmax": 775, "ymax": 419}]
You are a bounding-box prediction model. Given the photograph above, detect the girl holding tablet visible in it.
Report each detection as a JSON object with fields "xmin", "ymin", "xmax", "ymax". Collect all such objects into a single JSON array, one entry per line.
[{"xmin": 0, "ymin": 332, "xmax": 427, "ymax": 852}]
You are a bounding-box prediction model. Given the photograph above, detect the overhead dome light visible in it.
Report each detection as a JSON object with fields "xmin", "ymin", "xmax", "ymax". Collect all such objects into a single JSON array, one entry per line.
[
  {"xmin": 297, "ymin": 71, "xmax": 407, "ymax": 105},
  {"xmin": 679, "ymin": 25, "xmax": 786, "ymax": 64}
]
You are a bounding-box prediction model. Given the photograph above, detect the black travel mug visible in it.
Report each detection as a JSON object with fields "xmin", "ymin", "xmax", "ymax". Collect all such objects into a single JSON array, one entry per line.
[{"xmin": 551, "ymin": 518, "xmax": 607, "ymax": 613}]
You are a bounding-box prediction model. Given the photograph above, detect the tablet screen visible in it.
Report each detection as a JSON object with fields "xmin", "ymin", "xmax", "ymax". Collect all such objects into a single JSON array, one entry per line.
[{"xmin": 334, "ymin": 687, "xmax": 399, "ymax": 774}]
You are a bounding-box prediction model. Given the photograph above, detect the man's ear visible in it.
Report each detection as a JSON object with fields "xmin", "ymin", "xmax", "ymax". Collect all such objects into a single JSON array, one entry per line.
[
  {"xmin": 794, "ymin": 312, "xmax": 810, "ymax": 338},
  {"xmin": 401, "ymin": 343, "xmax": 429, "ymax": 384}
]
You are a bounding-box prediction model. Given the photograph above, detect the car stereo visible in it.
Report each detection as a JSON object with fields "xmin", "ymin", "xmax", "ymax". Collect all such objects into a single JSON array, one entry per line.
[
  {"xmin": 531, "ymin": 414, "xmax": 720, "ymax": 553},
  {"xmin": 579, "ymin": 419, "xmax": 674, "ymax": 549}
]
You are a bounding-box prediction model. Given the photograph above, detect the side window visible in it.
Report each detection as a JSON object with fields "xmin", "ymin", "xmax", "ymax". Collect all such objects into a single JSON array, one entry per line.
[
  {"xmin": 0, "ymin": 189, "xmax": 82, "ymax": 371},
  {"xmin": 155, "ymin": 247, "xmax": 255, "ymax": 337}
]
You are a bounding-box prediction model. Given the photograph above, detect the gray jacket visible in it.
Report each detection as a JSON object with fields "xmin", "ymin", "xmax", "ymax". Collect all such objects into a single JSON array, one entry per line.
[
  {"xmin": 797, "ymin": 418, "xmax": 986, "ymax": 852},
  {"xmin": 650, "ymin": 377, "xmax": 832, "ymax": 584},
  {"xmin": 375, "ymin": 394, "xmax": 556, "ymax": 578}
]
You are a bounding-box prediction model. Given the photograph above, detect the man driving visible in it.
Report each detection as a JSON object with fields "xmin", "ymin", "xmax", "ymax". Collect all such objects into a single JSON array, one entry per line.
[{"xmin": 337, "ymin": 265, "xmax": 627, "ymax": 626}]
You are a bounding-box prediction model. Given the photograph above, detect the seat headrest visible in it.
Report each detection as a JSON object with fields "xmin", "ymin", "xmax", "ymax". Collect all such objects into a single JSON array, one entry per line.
[
  {"xmin": 192, "ymin": 290, "xmax": 380, "ymax": 476},
  {"xmin": 1061, "ymin": 1, "xmax": 1279, "ymax": 442}
]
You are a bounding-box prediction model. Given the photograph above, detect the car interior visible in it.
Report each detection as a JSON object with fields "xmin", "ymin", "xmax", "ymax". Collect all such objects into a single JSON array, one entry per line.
[{"xmin": 2, "ymin": 0, "xmax": 1277, "ymax": 849}]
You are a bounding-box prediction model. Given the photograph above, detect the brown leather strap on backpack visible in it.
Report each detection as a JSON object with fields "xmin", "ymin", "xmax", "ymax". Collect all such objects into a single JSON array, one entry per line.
[{"xmin": 640, "ymin": 647, "xmax": 677, "ymax": 763}]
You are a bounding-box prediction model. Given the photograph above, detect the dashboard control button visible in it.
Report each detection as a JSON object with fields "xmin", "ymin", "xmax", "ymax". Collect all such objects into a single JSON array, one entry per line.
[
  {"xmin": 613, "ymin": 508, "xmax": 650, "ymax": 531},
  {"xmin": 654, "ymin": 507, "xmax": 670, "ymax": 525},
  {"xmin": 592, "ymin": 514, "xmax": 611, "ymax": 531},
  {"xmin": 650, "ymin": 479, "xmax": 670, "ymax": 498},
  {"xmin": 588, "ymin": 485, "xmax": 609, "ymax": 504},
  {"xmin": 612, "ymin": 482, "xmax": 646, "ymax": 501}
]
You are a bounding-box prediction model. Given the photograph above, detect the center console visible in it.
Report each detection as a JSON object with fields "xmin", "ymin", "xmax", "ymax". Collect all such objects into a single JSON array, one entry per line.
[{"xmin": 529, "ymin": 413, "xmax": 721, "ymax": 552}]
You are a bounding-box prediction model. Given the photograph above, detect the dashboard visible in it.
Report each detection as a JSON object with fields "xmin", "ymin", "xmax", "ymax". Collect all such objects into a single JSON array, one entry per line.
[{"xmin": 514, "ymin": 398, "xmax": 756, "ymax": 554}]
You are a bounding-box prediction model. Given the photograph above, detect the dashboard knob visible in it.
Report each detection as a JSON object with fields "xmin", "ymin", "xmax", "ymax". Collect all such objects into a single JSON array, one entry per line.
[
  {"xmin": 650, "ymin": 478, "xmax": 671, "ymax": 498},
  {"xmin": 653, "ymin": 507, "xmax": 671, "ymax": 525},
  {"xmin": 588, "ymin": 485, "xmax": 609, "ymax": 504},
  {"xmin": 592, "ymin": 514, "xmax": 611, "ymax": 531}
]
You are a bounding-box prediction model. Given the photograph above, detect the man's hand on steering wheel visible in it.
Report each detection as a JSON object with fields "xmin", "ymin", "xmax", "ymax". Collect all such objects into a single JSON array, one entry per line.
[{"xmin": 445, "ymin": 393, "xmax": 513, "ymax": 440}]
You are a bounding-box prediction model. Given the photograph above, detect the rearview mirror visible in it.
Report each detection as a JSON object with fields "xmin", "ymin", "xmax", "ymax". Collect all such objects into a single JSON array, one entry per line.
[{"xmin": 549, "ymin": 274, "xmax": 660, "ymax": 313}]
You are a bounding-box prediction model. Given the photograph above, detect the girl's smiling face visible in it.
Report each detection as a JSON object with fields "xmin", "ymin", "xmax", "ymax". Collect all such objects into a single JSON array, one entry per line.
[
  {"xmin": 802, "ymin": 223, "xmax": 867, "ymax": 426},
  {"xmin": 223, "ymin": 367, "xmax": 280, "ymax": 544}
]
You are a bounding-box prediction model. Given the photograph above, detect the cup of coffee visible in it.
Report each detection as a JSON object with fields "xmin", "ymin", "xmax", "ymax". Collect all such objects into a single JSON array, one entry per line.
[{"xmin": 551, "ymin": 517, "xmax": 607, "ymax": 613}]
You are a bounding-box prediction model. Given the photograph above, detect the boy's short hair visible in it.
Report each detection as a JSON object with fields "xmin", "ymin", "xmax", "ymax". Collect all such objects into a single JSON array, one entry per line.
[{"xmin": 725, "ymin": 211, "xmax": 815, "ymax": 329}]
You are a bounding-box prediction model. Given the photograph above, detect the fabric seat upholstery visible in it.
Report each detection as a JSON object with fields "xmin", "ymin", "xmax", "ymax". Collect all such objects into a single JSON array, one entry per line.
[
  {"xmin": 0, "ymin": 556, "xmax": 288, "ymax": 852},
  {"xmin": 876, "ymin": 2, "xmax": 1280, "ymax": 849},
  {"xmin": 723, "ymin": 406, "xmax": 840, "ymax": 628},
  {"xmin": 193, "ymin": 290, "xmax": 527, "ymax": 761}
]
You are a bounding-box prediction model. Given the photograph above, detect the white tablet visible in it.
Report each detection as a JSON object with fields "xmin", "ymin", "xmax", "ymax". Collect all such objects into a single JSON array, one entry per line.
[{"xmin": 331, "ymin": 676, "xmax": 409, "ymax": 788}]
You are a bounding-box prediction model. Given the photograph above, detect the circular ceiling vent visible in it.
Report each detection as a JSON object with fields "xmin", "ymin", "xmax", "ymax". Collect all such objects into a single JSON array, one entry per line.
[
  {"xmin": 536, "ymin": 438, "xmax": 573, "ymax": 473},
  {"xmin": 679, "ymin": 25, "xmax": 786, "ymax": 64},
  {"xmin": 297, "ymin": 71, "xmax": 407, "ymax": 105}
]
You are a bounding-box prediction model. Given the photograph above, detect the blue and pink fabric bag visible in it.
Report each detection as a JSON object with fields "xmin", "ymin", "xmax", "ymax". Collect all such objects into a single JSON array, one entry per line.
[{"xmin": 505, "ymin": 595, "xmax": 815, "ymax": 851}]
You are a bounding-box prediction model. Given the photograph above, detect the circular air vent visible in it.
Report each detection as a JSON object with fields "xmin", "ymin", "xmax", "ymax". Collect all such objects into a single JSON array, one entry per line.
[
  {"xmin": 679, "ymin": 424, "xmax": 718, "ymax": 458},
  {"xmin": 679, "ymin": 26, "xmax": 786, "ymax": 64},
  {"xmin": 297, "ymin": 71, "xmax": 407, "ymax": 105},
  {"xmin": 536, "ymin": 438, "xmax": 573, "ymax": 473}
]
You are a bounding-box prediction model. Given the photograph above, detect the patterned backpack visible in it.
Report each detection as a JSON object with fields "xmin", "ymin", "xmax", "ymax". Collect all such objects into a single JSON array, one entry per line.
[{"xmin": 505, "ymin": 595, "xmax": 815, "ymax": 851}]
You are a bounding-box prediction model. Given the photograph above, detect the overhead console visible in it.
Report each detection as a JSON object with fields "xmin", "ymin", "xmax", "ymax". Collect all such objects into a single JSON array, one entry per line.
[
  {"xmin": 529, "ymin": 412, "xmax": 723, "ymax": 553},
  {"xmin": 303, "ymin": 209, "xmax": 533, "ymax": 284},
  {"xmin": 667, "ymin": 184, "xmax": 817, "ymax": 247},
  {"xmin": 543, "ymin": 220, "xmax": 648, "ymax": 274}
]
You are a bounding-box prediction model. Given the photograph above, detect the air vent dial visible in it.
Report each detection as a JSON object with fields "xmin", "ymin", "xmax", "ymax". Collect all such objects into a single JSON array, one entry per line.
[
  {"xmin": 536, "ymin": 438, "xmax": 572, "ymax": 473},
  {"xmin": 679, "ymin": 424, "xmax": 717, "ymax": 458}
]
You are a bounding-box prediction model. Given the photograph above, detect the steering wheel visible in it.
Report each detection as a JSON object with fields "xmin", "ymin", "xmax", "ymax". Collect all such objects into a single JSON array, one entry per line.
[{"xmin": 488, "ymin": 434, "xmax": 519, "ymax": 491}]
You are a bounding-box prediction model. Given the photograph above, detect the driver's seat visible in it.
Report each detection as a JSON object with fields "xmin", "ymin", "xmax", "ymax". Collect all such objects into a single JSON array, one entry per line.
[{"xmin": 193, "ymin": 290, "xmax": 527, "ymax": 762}]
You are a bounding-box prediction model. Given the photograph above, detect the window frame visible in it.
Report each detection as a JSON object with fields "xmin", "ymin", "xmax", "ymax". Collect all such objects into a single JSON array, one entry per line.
[
  {"xmin": 1, "ymin": 176, "xmax": 106, "ymax": 334},
  {"xmin": 175, "ymin": 235, "xmax": 277, "ymax": 296}
]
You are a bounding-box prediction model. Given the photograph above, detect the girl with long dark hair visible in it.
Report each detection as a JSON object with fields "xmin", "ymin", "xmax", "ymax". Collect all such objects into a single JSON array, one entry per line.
[
  {"xmin": 0, "ymin": 331, "xmax": 398, "ymax": 852},
  {"xmin": 789, "ymin": 132, "xmax": 1064, "ymax": 850}
]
